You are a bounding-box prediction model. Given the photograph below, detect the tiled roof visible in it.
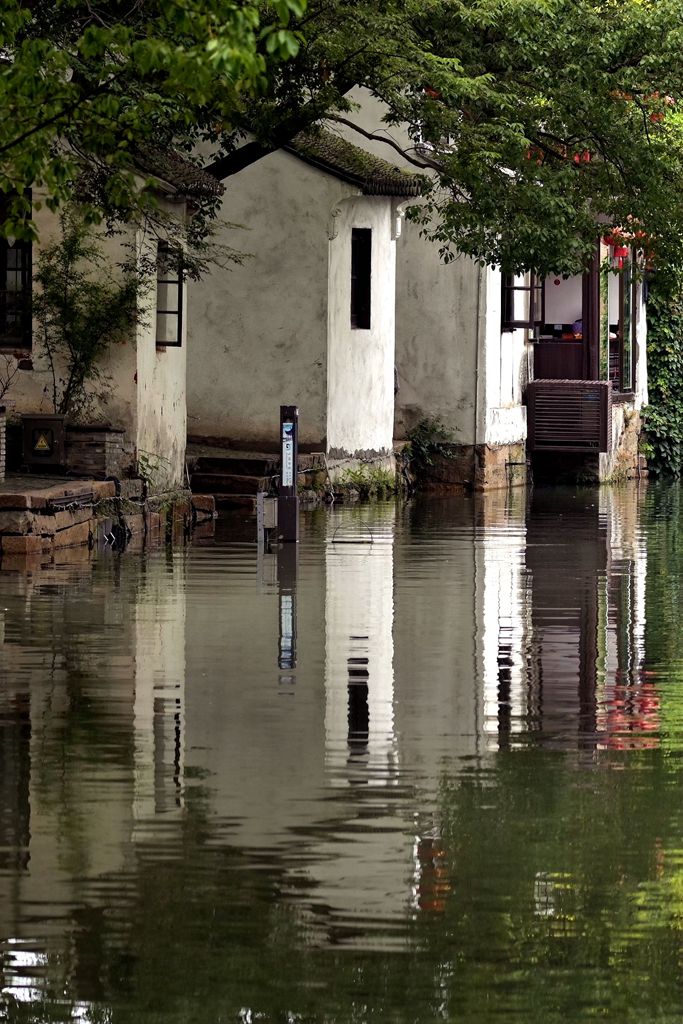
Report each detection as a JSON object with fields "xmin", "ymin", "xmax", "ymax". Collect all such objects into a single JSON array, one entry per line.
[
  {"xmin": 135, "ymin": 147, "xmax": 224, "ymax": 200},
  {"xmin": 286, "ymin": 128, "xmax": 425, "ymax": 197}
]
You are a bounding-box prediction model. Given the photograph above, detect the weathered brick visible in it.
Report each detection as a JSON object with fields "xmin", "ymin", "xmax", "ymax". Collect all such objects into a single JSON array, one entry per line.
[
  {"xmin": 146, "ymin": 512, "xmax": 162, "ymax": 533},
  {"xmin": 120, "ymin": 479, "xmax": 144, "ymax": 499},
  {"xmin": 2, "ymin": 534, "xmax": 44, "ymax": 554},
  {"xmin": 191, "ymin": 494, "xmax": 216, "ymax": 515},
  {"xmin": 92, "ymin": 480, "xmax": 117, "ymax": 500},
  {"xmin": 171, "ymin": 497, "xmax": 192, "ymax": 519},
  {"xmin": 53, "ymin": 520, "xmax": 92, "ymax": 549},
  {"xmin": 0, "ymin": 494, "xmax": 34, "ymax": 510},
  {"xmin": 0, "ymin": 510, "xmax": 33, "ymax": 534},
  {"xmin": 33, "ymin": 508, "xmax": 93, "ymax": 536},
  {"xmin": 123, "ymin": 513, "xmax": 145, "ymax": 535}
]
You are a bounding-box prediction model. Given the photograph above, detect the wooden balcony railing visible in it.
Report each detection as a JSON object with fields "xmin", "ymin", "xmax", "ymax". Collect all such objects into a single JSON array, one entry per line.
[{"xmin": 526, "ymin": 380, "xmax": 611, "ymax": 453}]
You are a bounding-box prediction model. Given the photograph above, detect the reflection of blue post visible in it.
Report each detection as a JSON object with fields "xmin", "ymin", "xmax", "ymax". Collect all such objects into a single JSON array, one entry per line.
[
  {"xmin": 277, "ymin": 544, "xmax": 297, "ymax": 675},
  {"xmin": 278, "ymin": 405, "xmax": 299, "ymax": 543}
]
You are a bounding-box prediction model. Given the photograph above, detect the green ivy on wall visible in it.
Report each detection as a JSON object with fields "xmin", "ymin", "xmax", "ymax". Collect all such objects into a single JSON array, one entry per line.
[{"xmin": 643, "ymin": 273, "xmax": 683, "ymax": 476}]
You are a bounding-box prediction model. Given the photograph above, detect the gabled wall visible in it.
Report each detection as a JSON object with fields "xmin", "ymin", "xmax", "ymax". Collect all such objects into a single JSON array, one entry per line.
[
  {"xmin": 186, "ymin": 150, "xmax": 351, "ymax": 450},
  {"xmin": 4, "ymin": 197, "xmax": 189, "ymax": 487},
  {"xmin": 186, "ymin": 150, "xmax": 400, "ymax": 460}
]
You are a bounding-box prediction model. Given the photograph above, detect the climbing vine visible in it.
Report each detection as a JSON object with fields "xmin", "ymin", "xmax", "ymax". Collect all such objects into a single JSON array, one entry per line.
[{"xmin": 643, "ymin": 271, "xmax": 683, "ymax": 476}]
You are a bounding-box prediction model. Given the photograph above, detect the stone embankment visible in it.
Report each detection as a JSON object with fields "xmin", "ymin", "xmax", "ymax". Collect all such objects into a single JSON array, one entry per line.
[{"xmin": 0, "ymin": 477, "xmax": 216, "ymax": 570}]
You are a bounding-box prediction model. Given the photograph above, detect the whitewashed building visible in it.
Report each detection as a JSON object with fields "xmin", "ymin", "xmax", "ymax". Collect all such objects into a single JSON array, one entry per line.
[
  {"xmin": 0, "ymin": 152, "xmax": 222, "ymax": 487},
  {"xmin": 186, "ymin": 130, "xmax": 423, "ymax": 465},
  {"xmin": 335, "ymin": 91, "xmax": 649, "ymax": 487}
]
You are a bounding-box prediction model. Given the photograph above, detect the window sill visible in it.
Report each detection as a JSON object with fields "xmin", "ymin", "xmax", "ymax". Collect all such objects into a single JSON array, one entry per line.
[{"xmin": 611, "ymin": 390, "xmax": 635, "ymax": 405}]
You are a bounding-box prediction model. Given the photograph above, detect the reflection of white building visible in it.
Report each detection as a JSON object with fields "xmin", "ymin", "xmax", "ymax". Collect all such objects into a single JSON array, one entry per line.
[
  {"xmin": 478, "ymin": 490, "xmax": 532, "ymax": 749},
  {"xmin": 324, "ymin": 507, "xmax": 397, "ymax": 785},
  {"xmin": 0, "ymin": 551, "xmax": 188, "ymax": 1001},
  {"xmin": 391, "ymin": 490, "xmax": 532, "ymax": 778},
  {"xmin": 595, "ymin": 487, "xmax": 652, "ymax": 749},
  {"xmin": 525, "ymin": 485, "xmax": 652, "ymax": 750},
  {"xmin": 133, "ymin": 552, "xmax": 187, "ymax": 831}
]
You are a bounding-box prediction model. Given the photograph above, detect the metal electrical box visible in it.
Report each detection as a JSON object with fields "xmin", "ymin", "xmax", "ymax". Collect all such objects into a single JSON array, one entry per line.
[
  {"xmin": 21, "ymin": 414, "xmax": 67, "ymax": 468},
  {"xmin": 256, "ymin": 493, "xmax": 277, "ymax": 542}
]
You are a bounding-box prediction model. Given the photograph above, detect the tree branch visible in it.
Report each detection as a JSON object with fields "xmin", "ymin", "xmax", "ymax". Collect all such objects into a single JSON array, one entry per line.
[{"xmin": 327, "ymin": 115, "xmax": 441, "ymax": 171}]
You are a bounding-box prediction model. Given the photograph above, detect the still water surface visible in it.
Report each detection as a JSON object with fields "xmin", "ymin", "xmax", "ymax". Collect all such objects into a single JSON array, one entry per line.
[{"xmin": 1, "ymin": 484, "xmax": 683, "ymax": 1022}]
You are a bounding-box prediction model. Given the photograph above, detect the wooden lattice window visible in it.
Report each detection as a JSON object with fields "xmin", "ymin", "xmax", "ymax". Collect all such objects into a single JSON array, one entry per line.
[
  {"xmin": 156, "ymin": 241, "xmax": 183, "ymax": 347},
  {"xmin": 0, "ymin": 194, "xmax": 31, "ymax": 348},
  {"xmin": 501, "ymin": 272, "xmax": 544, "ymax": 332}
]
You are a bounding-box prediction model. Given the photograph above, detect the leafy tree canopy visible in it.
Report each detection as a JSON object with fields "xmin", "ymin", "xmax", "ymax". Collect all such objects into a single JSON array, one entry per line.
[
  {"xmin": 207, "ymin": 0, "xmax": 683, "ymax": 275},
  {"xmin": 5, "ymin": 0, "xmax": 683, "ymax": 274},
  {"xmin": 0, "ymin": 0, "xmax": 304, "ymax": 237}
]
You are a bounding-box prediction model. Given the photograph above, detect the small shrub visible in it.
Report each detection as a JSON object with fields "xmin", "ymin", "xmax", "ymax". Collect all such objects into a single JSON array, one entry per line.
[
  {"xmin": 406, "ymin": 418, "xmax": 455, "ymax": 473},
  {"xmin": 338, "ymin": 465, "xmax": 396, "ymax": 500},
  {"xmin": 33, "ymin": 210, "xmax": 139, "ymax": 420}
]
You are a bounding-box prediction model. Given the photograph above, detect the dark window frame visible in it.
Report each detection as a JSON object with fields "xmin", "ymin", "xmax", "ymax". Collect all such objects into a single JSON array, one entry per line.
[
  {"xmin": 156, "ymin": 241, "xmax": 184, "ymax": 348},
  {"xmin": 614, "ymin": 253, "xmax": 636, "ymax": 394},
  {"xmin": 501, "ymin": 272, "xmax": 544, "ymax": 332},
  {"xmin": 351, "ymin": 227, "xmax": 372, "ymax": 330},
  {"xmin": 0, "ymin": 192, "xmax": 32, "ymax": 350}
]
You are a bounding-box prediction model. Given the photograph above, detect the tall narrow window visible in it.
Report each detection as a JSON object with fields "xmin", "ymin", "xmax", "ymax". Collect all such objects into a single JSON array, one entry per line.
[
  {"xmin": 501, "ymin": 272, "xmax": 543, "ymax": 332},
  {"xmin": 0, "ymin": 194, "xmax": 31, "ymax": 349},
  {"xmin": 351, "ymin": 228, "xmax": 371, "ymax": 330},
  {"xmin": 156, "ymin": 241, "xmax": 183, "ymax": 347}
]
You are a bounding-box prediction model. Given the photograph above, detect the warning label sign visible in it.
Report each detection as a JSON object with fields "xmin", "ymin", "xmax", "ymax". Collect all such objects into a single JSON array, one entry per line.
[{"xmin": 34, "ymin": 433, "xmax": 51, "ymax": 453}]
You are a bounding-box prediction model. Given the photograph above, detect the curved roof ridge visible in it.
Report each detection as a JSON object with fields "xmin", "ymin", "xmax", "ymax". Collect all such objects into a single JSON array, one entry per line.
[{"xmin": 285, "ymin": 127, "xmax": 426, "ymax": 197}]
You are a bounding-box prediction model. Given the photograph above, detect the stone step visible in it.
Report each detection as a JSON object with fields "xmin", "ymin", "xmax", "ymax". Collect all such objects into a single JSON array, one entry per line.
[
  {"xmin": 189, "ymin": 473, "xmax": 268, "ymax": 496},
  {"xmin": 213, "ymin": 494, "xmax": 258, "ymax": 510},
  {"xmin": 191, "ymin": 455, "xmax": 277, "ymax": 477},
  {"xmin": 188, "ymin": 453, "xmax": 324, "ymax": 477}
]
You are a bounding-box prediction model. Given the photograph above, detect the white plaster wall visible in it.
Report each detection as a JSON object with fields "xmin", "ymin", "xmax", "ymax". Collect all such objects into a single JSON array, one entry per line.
[
  {"xmin": 186, "ymin": 150, "xmax": 354, "ymax": 448},
  {"xmin": 394, "ymin": 225, "xmax": 481, "ymax": 444},
  {"xmin": 326, "ymin": 196, "xmax": 396, "ymax": 456},
  {"xmin": 331, "ymin": 90, "xmax": 523, "ymax": 448},
  {"xmin": 544, "ymin": 274, "xmax": 582, "ymax": 324},
  {"xmin": 135, "ymin": 217, "xmax": 187, "ymax": 487},
  {"xmin": 5, "ymin": 197, "xmax": 189, "ymax": 485},
  {"xmin": 483, "ymin": 268, "xmax": 528, "ymax": 446},
  {"xmin": 635, "ymin": 279, "xmax": 648, "ymax": 407},
  {"xmin": 343, "ymin": 92, "xmax": 482, "ymax": 446},
  {"xmin": 8, "ymin": 201, "xmax": 138, "ymax": 434}
]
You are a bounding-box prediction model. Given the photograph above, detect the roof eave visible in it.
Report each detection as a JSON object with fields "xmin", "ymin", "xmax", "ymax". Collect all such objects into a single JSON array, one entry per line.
[{"xmin": 284, "ymin": 145, "xmax": 423, "ymax": 198}]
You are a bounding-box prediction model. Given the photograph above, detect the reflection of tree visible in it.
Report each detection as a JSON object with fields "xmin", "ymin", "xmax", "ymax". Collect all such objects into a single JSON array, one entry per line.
[
  {"xmin": 644, "ymin": 486, "xmax": 683, "ymax": 666},
  {"xmin": 429, "ymin": 750, "xmax": 683, "ymax": 1022},
  {"xmin": 5, "ymin": 745, "xmax": 683, "ymax": 1024}
]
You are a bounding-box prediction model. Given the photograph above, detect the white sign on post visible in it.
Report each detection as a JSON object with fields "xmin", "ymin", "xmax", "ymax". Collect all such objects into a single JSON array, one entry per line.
[{"xmin": 282, "ymin": 421, "xmax": 295, "ymax": 488}]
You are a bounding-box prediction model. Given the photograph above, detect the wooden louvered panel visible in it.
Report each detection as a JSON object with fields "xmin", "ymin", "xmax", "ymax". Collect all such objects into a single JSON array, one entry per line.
[{"xmin": 527, "ymin": 380, "xmax": 611, "ymax": 453}]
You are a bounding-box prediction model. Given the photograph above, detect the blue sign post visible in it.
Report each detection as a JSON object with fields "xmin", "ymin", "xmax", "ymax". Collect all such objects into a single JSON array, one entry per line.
[{"xmin": 278, "ymin": 405, "xmax": 299, "ymax": 543}]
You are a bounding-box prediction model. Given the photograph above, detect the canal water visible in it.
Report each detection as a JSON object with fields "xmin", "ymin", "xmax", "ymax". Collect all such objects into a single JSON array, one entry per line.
[{"xmin": 0, "ymin": 483, "xmax": 682, "ymax": 1022}]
